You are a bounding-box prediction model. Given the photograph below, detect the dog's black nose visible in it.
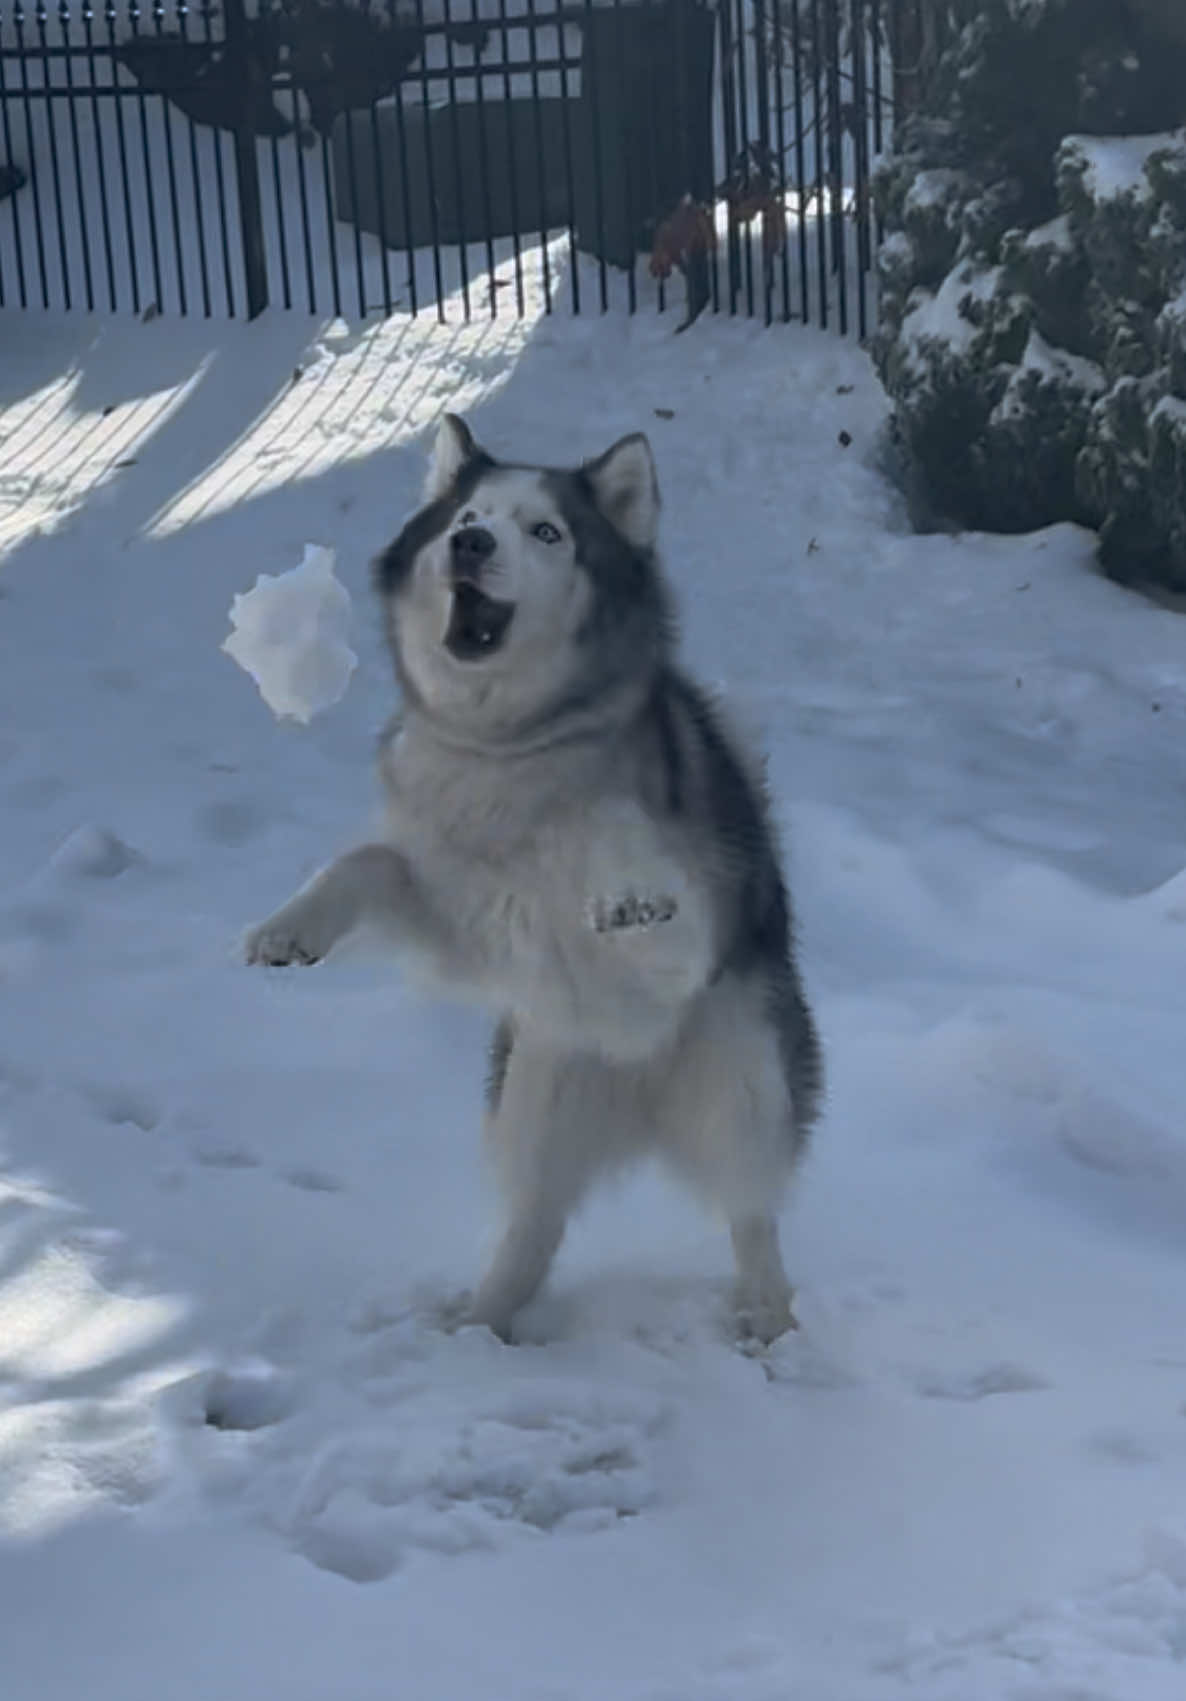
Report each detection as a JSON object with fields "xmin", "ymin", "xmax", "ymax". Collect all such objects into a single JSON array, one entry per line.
[{"xmin": 450, "ymin": 526, "xmax": 496, "ymax": 569}]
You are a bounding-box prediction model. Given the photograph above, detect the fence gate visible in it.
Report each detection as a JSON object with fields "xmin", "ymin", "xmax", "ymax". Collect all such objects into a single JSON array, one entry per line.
[{"xmin": 0, "ymin": 0, "xmax": 896, "ymax": 329}]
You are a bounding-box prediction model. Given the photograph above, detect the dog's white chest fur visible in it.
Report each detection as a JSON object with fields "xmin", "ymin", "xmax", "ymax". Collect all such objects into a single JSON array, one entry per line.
[{"xmin": 380, "ymin": 726, "xmax": 713, "ymax": 1058}]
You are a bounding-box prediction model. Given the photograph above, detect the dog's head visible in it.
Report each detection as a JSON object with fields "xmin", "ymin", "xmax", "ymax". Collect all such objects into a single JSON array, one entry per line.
[{"xmin": 374, "ymin": 416, "xmax": 673, "ymax": 742}]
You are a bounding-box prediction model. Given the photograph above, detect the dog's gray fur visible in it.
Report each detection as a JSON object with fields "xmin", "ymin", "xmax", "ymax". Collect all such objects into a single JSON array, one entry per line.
[{"xmin": 245, "ymin": 415, "xmax": 822, "ymax": 1343}]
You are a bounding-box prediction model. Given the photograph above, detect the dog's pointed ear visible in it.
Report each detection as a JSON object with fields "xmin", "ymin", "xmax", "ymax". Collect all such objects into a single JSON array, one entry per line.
[
  {"xmin": 584, "ymin": 433, "xmax": 660, "ymax": 550},
  {"xmin": 424, "ymin": 413, "xmax": 482, "ymax": 503}
]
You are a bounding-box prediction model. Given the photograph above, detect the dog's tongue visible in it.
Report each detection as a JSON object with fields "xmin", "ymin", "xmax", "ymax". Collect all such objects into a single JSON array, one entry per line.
[{"xmin": 444, "ymin": 583, "xmax": 515, "ymax": 661}]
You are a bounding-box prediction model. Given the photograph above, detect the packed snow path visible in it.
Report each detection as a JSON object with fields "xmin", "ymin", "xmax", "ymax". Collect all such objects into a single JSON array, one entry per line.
[{"xmin": 1, "ymin": 281, "xmax": 1185, "ymax": 1700}]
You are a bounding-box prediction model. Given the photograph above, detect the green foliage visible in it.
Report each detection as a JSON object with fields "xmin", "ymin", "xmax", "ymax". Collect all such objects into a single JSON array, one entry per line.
[{"xmin": 874, "ymin": 0, "xmax": 1186, "ymax": 590}]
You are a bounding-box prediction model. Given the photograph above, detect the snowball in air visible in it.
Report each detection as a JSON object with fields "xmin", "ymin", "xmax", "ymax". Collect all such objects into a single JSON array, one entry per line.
[{"xmin": 223, "ymin": 545, "xmax": 357, "ymax": 725}]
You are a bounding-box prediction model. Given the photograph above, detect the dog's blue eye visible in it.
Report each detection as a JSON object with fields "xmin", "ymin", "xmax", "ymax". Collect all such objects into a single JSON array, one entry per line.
[{"xmin": 532, "ymin": 521, "xmax": 562, "ymax": 545}]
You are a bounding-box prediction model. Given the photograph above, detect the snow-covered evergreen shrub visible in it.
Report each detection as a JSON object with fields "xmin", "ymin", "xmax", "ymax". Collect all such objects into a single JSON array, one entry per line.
[{"xmin": 873, "ymin": 0, "xmax": 1186, "ymax": 592}]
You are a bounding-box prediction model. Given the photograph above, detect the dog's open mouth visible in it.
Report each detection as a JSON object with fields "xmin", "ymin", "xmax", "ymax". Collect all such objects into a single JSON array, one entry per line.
[{"xmin": 444, "ymin": 582, "xmax": 516, "ymax": 661}]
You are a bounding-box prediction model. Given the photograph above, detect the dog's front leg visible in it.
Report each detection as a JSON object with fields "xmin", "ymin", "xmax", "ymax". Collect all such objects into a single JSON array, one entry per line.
[
  {"xmin": 467, "ymin": 1209, "xmax": 568, "ymax": 1343},
  {"xmin": 245, "ymin": 843, "xmax": 420, "ymax": 967}
]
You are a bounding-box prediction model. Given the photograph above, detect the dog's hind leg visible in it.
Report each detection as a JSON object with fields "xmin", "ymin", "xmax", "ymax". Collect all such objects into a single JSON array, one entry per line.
[
  {"xmin": 468, "ymin": 1040, "xmax": 631, "ymax": 1341},
  {"xmin": 656, "ymin": 978, "xmax": 802, "ymax": 1344},
  {"xmin": 729, "ymin": 1213, "xmax": 796, "ymax": 1344}
]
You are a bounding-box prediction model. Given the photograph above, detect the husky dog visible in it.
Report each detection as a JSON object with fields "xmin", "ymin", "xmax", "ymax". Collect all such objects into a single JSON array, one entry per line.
[{"xmin": 245, "ymin": 416, "xmax": 822, "ymax": 1344}]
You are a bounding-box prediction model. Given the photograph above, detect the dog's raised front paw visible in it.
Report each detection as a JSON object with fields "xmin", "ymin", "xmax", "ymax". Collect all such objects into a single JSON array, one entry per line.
[{"xmin": 587, "ymin": 890, "xmax": 678, "ymax": 935}]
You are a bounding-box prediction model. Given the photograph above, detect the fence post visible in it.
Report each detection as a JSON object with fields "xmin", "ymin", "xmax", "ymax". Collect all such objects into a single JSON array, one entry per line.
[{"xmin": 222, "ymin": 0, "xmax": 269, "ymax": 319}]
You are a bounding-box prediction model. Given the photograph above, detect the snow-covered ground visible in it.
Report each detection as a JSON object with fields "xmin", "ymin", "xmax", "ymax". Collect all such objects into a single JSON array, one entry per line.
[{"xmin": 2, "ymin": 254, "xmax": 1186, "ymax": 1699}]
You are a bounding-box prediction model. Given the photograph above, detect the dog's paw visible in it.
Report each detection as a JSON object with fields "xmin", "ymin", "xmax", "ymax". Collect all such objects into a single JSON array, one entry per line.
[
  {"xmin": 243, "ymin": 913, "xmax": 324, "ymax": 967},
  {"xmin": 587, "ymin": 890, "xmax": 678, "ymax": 936},
  {"xmin": 429, "ymin": 1288, "xmax": 515, "ymax": 1344},
  {"xmin": 735, "ymin": 1286, "xmax": 799, "ymax": 1350}
]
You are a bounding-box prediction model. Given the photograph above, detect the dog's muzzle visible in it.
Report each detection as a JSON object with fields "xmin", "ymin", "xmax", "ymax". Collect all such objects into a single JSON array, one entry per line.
[
  {"xmin": 449, "ymin": 524, "xmax": 497, "ymax": 588},
  {"xmin": 444, "ymin": 527, "xmax": 514, "ymax": 660}
]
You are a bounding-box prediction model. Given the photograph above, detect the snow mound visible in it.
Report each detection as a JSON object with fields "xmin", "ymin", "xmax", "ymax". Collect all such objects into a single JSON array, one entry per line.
[
  {"xmin": 48, "ymin": 825, "xmax": 140, "ymax": 881},
  {"xmin": 222, "ymin": 545, "xmax": 357, "ymax": 725}
]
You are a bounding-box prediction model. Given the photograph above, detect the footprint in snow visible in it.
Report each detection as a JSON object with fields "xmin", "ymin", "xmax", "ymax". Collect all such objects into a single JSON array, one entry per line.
[
  {"xmin": 82, "ymin": 1082, "xmax": 162, "ymax": 1133},
  {"xmin": 3, "ymin": 898, "xmax": 80, "ymax": 944},
  {"xmin": 286, "ymin": 1381, "xmax": 667, "ymax": 1583},
  {"xmin": 913, "ymin": 1361, "xmax": 1049, "ymax": 1402},
  {"xmin": 282, "ymin": 1166, "xmax": 346, "ymax": 1194},
  {"xmin": 193, "ymin": 1144, "xmax": 261, "ymax": 1170},
  {"xmin": 201, "ymin": 1368, "xmax": 299, "ymax": 1432},
  {"xmin": 194, "ymin": 797, "xmax": 269, "ymax": 849},
  {"xmin": 1085, "ymin": 1426, "xmax": 1158, "ymax": 1465}
]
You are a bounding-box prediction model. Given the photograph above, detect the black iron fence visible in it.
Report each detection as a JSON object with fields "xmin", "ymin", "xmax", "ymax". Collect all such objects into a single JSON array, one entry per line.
[{"xmin": 0, "ymin": 0, "xmax": 900, "ymax": 328}]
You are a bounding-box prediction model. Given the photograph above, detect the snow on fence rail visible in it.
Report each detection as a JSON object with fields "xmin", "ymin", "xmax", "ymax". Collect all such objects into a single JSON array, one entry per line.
[{"xmin": 0, "ymin": 0, "xmax": 897, "ymax": 327}]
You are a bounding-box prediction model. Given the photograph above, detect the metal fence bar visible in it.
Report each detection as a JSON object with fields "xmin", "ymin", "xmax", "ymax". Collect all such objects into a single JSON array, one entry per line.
[
  {"xmin": 851, "ymin": 0, "xmax": 870, "ymax": 338},
  {"xmin": 677, "ymin": 0, "xmax": 709, "ymax": 315},
  {"xmin": 193, "ymin": 0, "xmax": 235, "ymax": 316},
  {"xmin": 494, "ymin": 0, "xmax": 524, "ymax": 316},
  {"xmin": 12, "ymin": 2, "xmax": 50, "ymax": 307},
  {"xmin": 409, "ymin": 0, "xmax": 446, "ymax": 322},
  {"xmin": 439, "ymin": 0, "xmax": 471, "ymax": 319},
  {"xmin": 175, "ymin": 0, "xmax": 213, "ymax": 316},
  {"xmin": 385, "ymin": 0, "xmax": 418, "ymax": 317},
  {"xmin": 317, "ymin": 126, "xmax": 339, "ymax": 317},
  {"xmin": 34, "ymin": 1, "xmax": 71, "ymax": 309},
  {"xmin": 468, "ymin": 0, "xmax": 498, "ymax": 316},
  {"xmin": 767, "ymin": 0, "xmax": 790, "ymax": 322},
  {"xmin": 365, "ymin": 93, "xmax": 393, "ymax": 318},
  {"xmin": 59, "ymin": 1, "xmax": 95, "ymax": 310},
  {"xmin": 283, "ymin": 55, "xmax": 315, "ymax": 313},
  {"xmin": 128, "ymin": 3, "xmax": 165, "ymax": 312},
  {"xmin": 871, "ymin": 0, "xmax": 885, "ymax": 154},
  {"xmin": 581, "ymin": 0, "xmax": 607, "ymax": 312},
  {"xmin": 636, "ymin": 0, "xmax": 658, "ymax": 314},
  {"xmin": 824, "ymin": 0, "xmax": 846, "ymax": 334},
  {"xmin": 871, "ymin": 0, "xmax": 885, "ymax": 251},
  {"xmin": 152, "ymin": 1, "xmax": 187, "ymax": 314},
  {"xmin": 610, "ymin": 0, "xmax": 633, "ymax": 314},
  {"xmin": 0, "ymin": 15, "xmax": 29, "ymax": 304},
  {"xmin": 716, "ymin": 0, "xmax": 739, "ymax": 313},
  {"xmin": 340, "ymin": 80, "xmax": 367, "ymax": 317},
  {"xmin": 808, "ymin": 0, "xmax": 824, "ymax": 327},
  {"xmin": 731, "ymin": 0, "xmax": 753, "ymax": 319},
  {"xmin": 0, "ymin": 0, "xmax": 889, "ymax": 327},
  {"xmin": 225, "ymin": 0, "xmax": 266, "ymax": 316},
  {"xmin": 522, "ymin": 0, "xmax": 551, "ymax": 311},
  {"xmin": 104, "ymin": 0, "xmax": 140, "ymax": 310},
  {"xmin": 554, "ymin": 0, "xmax": 580, "ymax": 314},
  {"xmin": 752, "ymin": 0, "xmax": 773, "ymax": 325},
  {"xmin": 265, "ymin": 116, "xmax": 293, "ymax": 312},
  {"xmin": 786, "ymin": 0, "xmax": 808, "ymax": 323},
  {"xmin": 684, "ymin": 0, "xmax": 711, "ymax": 312}
]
